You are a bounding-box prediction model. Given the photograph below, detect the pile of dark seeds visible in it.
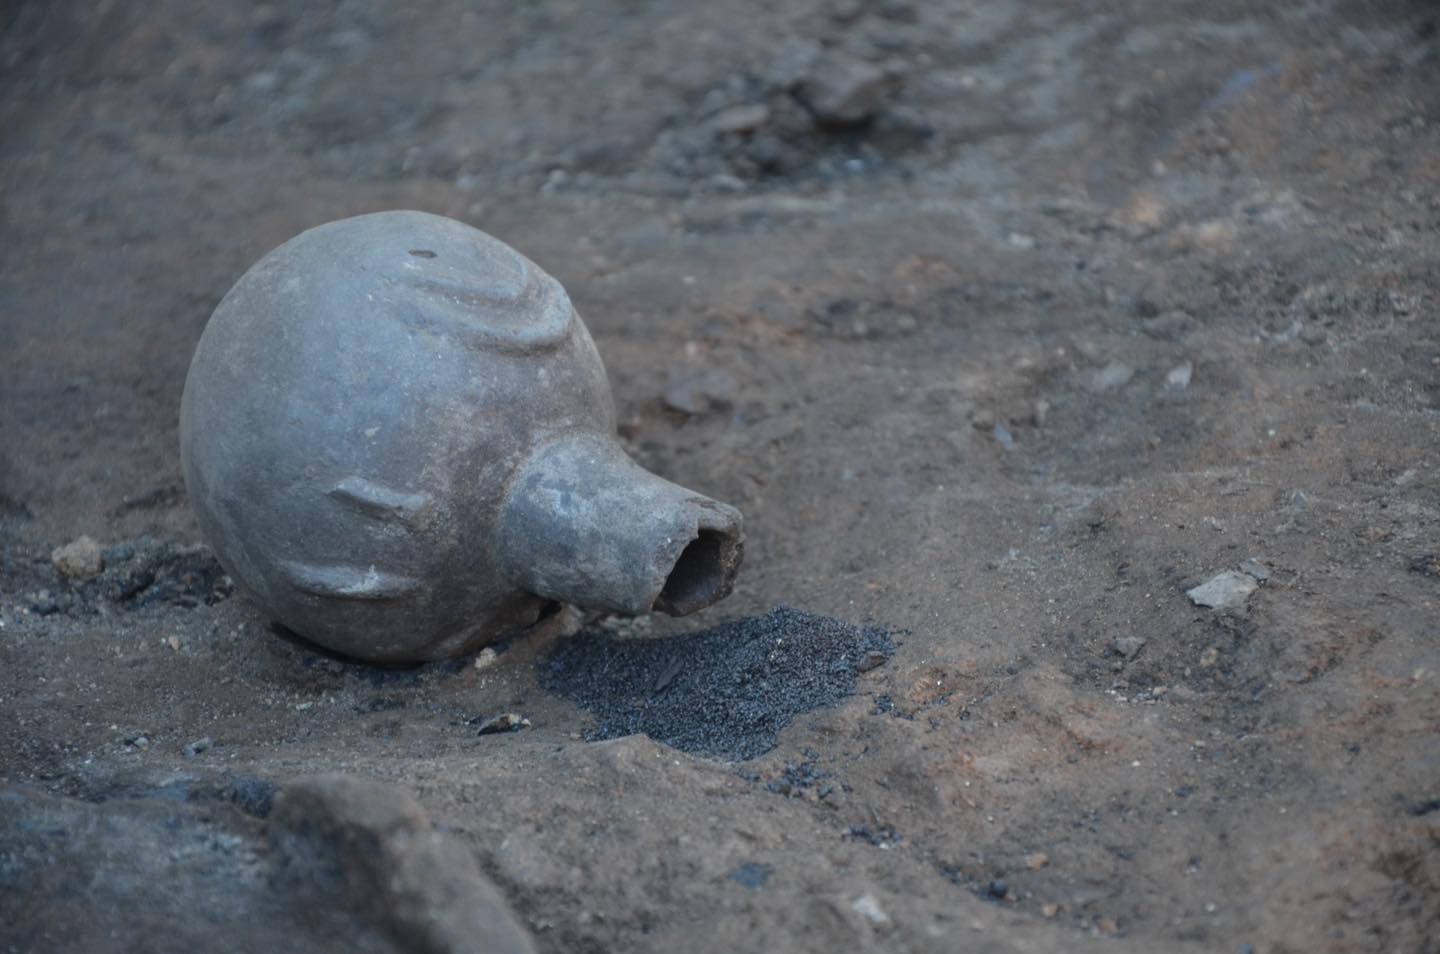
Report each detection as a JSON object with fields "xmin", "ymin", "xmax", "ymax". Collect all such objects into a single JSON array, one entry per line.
[{"xmin": 540, "ymin": 605, "xmax": 893, "ymax": 761}]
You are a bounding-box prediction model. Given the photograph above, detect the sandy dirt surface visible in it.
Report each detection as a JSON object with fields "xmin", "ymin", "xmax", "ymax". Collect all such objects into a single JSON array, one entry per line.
[{"xmin": 3, "ymin": 1, "xmax": 1439, "ymax": 952}]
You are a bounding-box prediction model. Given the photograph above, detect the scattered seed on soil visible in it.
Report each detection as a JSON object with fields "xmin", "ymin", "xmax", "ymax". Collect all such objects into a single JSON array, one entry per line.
[{"xmin": 540, "ymin": 606, "xmax": 894, "ymax": 761}]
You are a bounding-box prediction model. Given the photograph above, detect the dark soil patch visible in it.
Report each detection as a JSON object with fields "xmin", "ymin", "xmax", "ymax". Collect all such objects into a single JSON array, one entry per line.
[
  {"xmin": 99, "ymin": 539, "xmax": 233, "ymax": 608},
  {"xmin": 540, "ymin": 606, "xmax": 893, "ymax": 761}
]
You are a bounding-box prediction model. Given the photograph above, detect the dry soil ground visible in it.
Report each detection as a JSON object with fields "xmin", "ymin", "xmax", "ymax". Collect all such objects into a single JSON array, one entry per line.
[{"xmin": 2, "ymin": 1, "xmax": 1439, "ymax": 952}]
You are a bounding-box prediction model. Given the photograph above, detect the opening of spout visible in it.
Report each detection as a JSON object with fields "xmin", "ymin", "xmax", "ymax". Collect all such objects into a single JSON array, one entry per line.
[{"xmin": 654, "ymin": 527, "xmax": 741, "ymax": 616}]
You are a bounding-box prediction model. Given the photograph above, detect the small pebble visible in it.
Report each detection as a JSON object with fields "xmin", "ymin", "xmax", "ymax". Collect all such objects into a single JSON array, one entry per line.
[
  {"xmin": 708, "ymin": 173, "xmax": 748, "ymax": 193},
  {"xmin": 855, "ymin": 649, "xmax": 889, "ymax": 673},
  {"xmin": 51, "ymin": 535, "xmax": 104, "ymax": 580},
  {"xmin": 709, "ymin": 103, "xmax": 771, "ymax": 135},
  {"xmin": 1141, "ymin": 311, "xmax": 1193, "ymax": 340},
  {"xmin": 1237, "ymin": 559, "xmax": 1269, "ymax": 582},
  {"xmin": 1089, "ymin": 362, "xmax": 1135, "ymax": 393},
  {"xmin": 476, "ymin": 713, "xmax": 530, "ymax": 735},
  {"xmin": 729, "ymin": 862, "xmax": 773, "ymax": 889},
  {"xmin": 1166, "ymin": 361, "xmax": 1193, "ymax": 390},
  {"xmin": 1024, "ymin": 852, "xmax": 1050, "ymax": 870},
  {"xmin": 30, "ymin": 590, "xmax": 61, "ymax": 616},
  {"xmin": 795, "ymin": 53, "xmax": 892, "ymax": 126},
  {"xmin": 663, "ymin": 369, "xmax": 737, "ymax": 416},
  {"xmin": 987, "ymin": 879, "xmax": 1008, "ymax": 899},
  {"xmin": 851, "ymin": 893, "xmax": 891, "ymax": 926},
  {"xmin": 102, "ymin": 542, "xmax": 136, "ymax": 563},
  {"xmin": 184, "ymin": 737, "xmax": 213, "ymax": 758},
  {"xmin": 1113, "ymin": 635, "xmax": 1147, "ymax": 658},
  {"xmin": 1187, "ymin": 570, "xmax": 1259, "ymax": 609}
]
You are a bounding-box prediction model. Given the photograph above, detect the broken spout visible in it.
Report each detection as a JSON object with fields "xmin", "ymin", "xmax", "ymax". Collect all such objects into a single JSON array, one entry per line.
[{"xmin": 498, "ymin": 433, "xmax": 743, "ymax": 617}]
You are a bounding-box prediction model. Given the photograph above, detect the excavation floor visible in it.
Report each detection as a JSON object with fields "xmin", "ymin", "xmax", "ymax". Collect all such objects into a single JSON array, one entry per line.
[{"xmin": 2, "ymin": 2, "xmax": 1438, "ymax": 952}]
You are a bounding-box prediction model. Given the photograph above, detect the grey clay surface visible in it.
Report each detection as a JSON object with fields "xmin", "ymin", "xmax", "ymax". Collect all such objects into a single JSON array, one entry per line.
[{"xmin": 179, "ymin": 211, "xmax": 743, "ymax": 661}]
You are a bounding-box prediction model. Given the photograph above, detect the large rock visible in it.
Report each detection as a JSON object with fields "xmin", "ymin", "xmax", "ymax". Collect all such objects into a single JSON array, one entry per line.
[
  {"xmin": 270, "ymin": 774, "xmax": 536, "ymax": 954},
  {"xmin": 0, "ymin": 774, "xmax": 534, "ymax": 954}
]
